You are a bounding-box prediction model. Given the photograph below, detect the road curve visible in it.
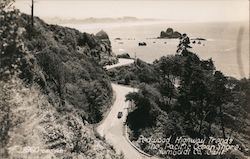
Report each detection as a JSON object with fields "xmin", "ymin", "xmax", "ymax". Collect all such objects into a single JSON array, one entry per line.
[
  {"xmin": 104, "ymin": 58, "xmax": 135, "ymax": 70},
  {"xmin": 97, "ymin": 84, "xmax": 151, "ymax": 159},
  {"xmin": 97, "ymin": 58, "xmax": 153, "ymax": 159}
]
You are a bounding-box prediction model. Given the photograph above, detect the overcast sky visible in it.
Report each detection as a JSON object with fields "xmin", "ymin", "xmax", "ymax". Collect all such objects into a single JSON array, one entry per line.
[{"xmin": 15, "ymin": 0, "xmax": 249, "ymax": 22}]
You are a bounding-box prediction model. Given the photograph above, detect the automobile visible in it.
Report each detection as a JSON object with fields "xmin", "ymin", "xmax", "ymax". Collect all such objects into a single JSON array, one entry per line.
[
  {"xmin": 138, "ymin": 42, "xmax": 147, "ymax": 46},
  {"xmin": 117, "ymin": 112, "xmax": 123, "ymax": 118}
]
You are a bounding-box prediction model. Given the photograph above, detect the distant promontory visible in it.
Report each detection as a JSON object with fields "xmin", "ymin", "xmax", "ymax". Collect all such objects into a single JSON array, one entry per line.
[
  {"xmin": 158, "ymin": 27, "xmax": 182, "ymax": 39},
  {"xmin": 44, "ymin": 16, "xmax": 157, "ymax": 24}
]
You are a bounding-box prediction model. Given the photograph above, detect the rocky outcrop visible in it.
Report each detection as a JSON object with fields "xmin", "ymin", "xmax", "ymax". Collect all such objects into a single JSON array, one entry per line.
[
  {"xmin": 96, "ymin": 30, "xmax": 109, "ymax": 40},
  {"xmin": 159, "ymin": 27, "xmax": 182, "ymax": 39},
  {"xmin": 95, "ymin": 30, "xmax": 118, "ymax": 65}
]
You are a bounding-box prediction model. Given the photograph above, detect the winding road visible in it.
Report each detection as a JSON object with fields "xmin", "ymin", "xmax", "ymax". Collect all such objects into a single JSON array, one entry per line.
[
  {"xmin": 104, "ymin": 58, "xmax": 135, "ymax": 70},
  {"xmin": 97, "ymin": 58, "xmax": 154, "ymax": 159}
]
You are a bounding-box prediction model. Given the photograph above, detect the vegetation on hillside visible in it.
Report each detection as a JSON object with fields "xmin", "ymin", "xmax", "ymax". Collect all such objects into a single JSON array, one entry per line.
[
  {"xmin": 0, "ymin": 1, "xmax": 122, "ymax": 158},
  {"xmin": 1, "ymin": 3, "xmax": 116, "ymax": 124},
  {"xmin": 109, "ymin": 34, "xmax": 250, "ymax": 158}
]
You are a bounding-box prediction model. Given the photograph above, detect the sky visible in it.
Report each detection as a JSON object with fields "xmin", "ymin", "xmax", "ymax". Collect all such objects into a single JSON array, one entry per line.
[{"xmin": 14, "ymin": 0, "xmax": 249, "ymax": 22}]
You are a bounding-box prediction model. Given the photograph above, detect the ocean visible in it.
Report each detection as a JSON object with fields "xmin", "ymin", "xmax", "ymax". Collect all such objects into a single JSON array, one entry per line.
[
  {"xmin": 63, "ymin": 21, "xmax": 249, "ymax": 79},
  {"xmin": 14, "ymin": 0, "xmax": 249, "ymax": 79}
]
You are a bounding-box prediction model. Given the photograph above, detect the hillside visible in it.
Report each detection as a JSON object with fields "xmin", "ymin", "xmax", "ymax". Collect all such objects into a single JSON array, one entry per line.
[
  {"xmin": 2, "ymin": 11, "xmax": 118, "ymax": 123},
  {"xmin": 0, "ymin": 4, "xmax": 122, "ymax": 159},
  {"xmin": 108, "ymin": 37, "xmax": 250, "ymax": 158}
]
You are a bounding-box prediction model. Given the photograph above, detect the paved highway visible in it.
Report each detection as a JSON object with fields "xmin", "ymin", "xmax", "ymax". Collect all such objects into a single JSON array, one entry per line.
[{"xmin": 97, "ymin": 58, "xmax": 154, "ymax": 159}]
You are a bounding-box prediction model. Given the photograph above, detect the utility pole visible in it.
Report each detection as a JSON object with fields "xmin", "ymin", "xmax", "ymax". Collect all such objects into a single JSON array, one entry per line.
[{"xmin": 31, "ymin": 0, "xmax": 34, "ymax": 28}]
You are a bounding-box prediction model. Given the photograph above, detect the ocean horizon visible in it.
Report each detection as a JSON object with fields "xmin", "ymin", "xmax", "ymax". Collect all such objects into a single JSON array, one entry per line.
[{"xmin": 63, "ymin": 21, "xmax": 249, "ymax": 79}]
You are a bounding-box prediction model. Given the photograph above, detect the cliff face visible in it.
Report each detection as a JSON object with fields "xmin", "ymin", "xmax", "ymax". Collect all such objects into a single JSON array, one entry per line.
[
  {"xmin": 95, "ymin": 30, "xmax": 117, "ymax": 65},
  {"xmin": 0, "ymin": 9, "xmax": 121, "ymax": 158}
]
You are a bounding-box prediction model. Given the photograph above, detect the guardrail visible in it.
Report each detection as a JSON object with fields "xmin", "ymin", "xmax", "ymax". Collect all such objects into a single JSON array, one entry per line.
[{"xmin": 123, "ymin": 124, "xmax": 153, "ymax": 158}]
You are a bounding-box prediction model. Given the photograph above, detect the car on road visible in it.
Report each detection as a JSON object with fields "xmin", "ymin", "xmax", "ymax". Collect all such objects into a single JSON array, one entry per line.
[{"xmin": 117, "ymin": 112, "xmax": 123, "ymax": 118}]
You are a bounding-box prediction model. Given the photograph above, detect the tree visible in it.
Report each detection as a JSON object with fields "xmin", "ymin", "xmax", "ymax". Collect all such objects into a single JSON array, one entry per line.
[
  {"xmin": 173, "ymin": 48, "xmax": 219, "ymax": 136},
  {"xmin": 125, "ymin": 84, "xmax": 160, "ymax": 132},
  {"xmin": 0, "ymin": 1, "xmax": 27, "ymax": 80},
  {"xmin": 177, "ymin": 33, "xmax": 192, "ymax": 53},
  {"xmin": 0, "ymin": 0, "xmax": 14, "ymax": 9},
  {"xmin": 212, "ymin": 71, "xmax": 229, "ymax": 138}
]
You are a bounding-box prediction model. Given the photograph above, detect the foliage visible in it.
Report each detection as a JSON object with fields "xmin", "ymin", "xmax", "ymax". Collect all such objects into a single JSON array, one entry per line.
[
  {"xmin": 3, "ymin": 13, "xmax": 115, "ymax": 124},
  {"xmin": 110, "ymin": 35, "xmax": 250, "ymax": 158},
  {"xmin": 0, "ymin": 78, "xmax": 122, "ymax": 159},
  {"xmin": 108, "ymin": 59, "xmax": 159, "ymax": 86},
  {"xmin": 0, "ymin": 3, "xmax": 25, "ymax": 80},
  {"xmin": 126, "ymin": 84, "xmax": 160, "ymax": 135},
  {"xmin": 1, "ymin": 4, "xmax": 116, "ymax": 124},
  {"xmin": 0, "ymin": 4, "xmax": 121, "ymax": 158},
  {"xmin": 0, "ymin": 81, "xmax": 13, "ymax": 158},
  {"xmin": 0, "ymin": 0, "xmax": 13, "ymax": 9}
]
